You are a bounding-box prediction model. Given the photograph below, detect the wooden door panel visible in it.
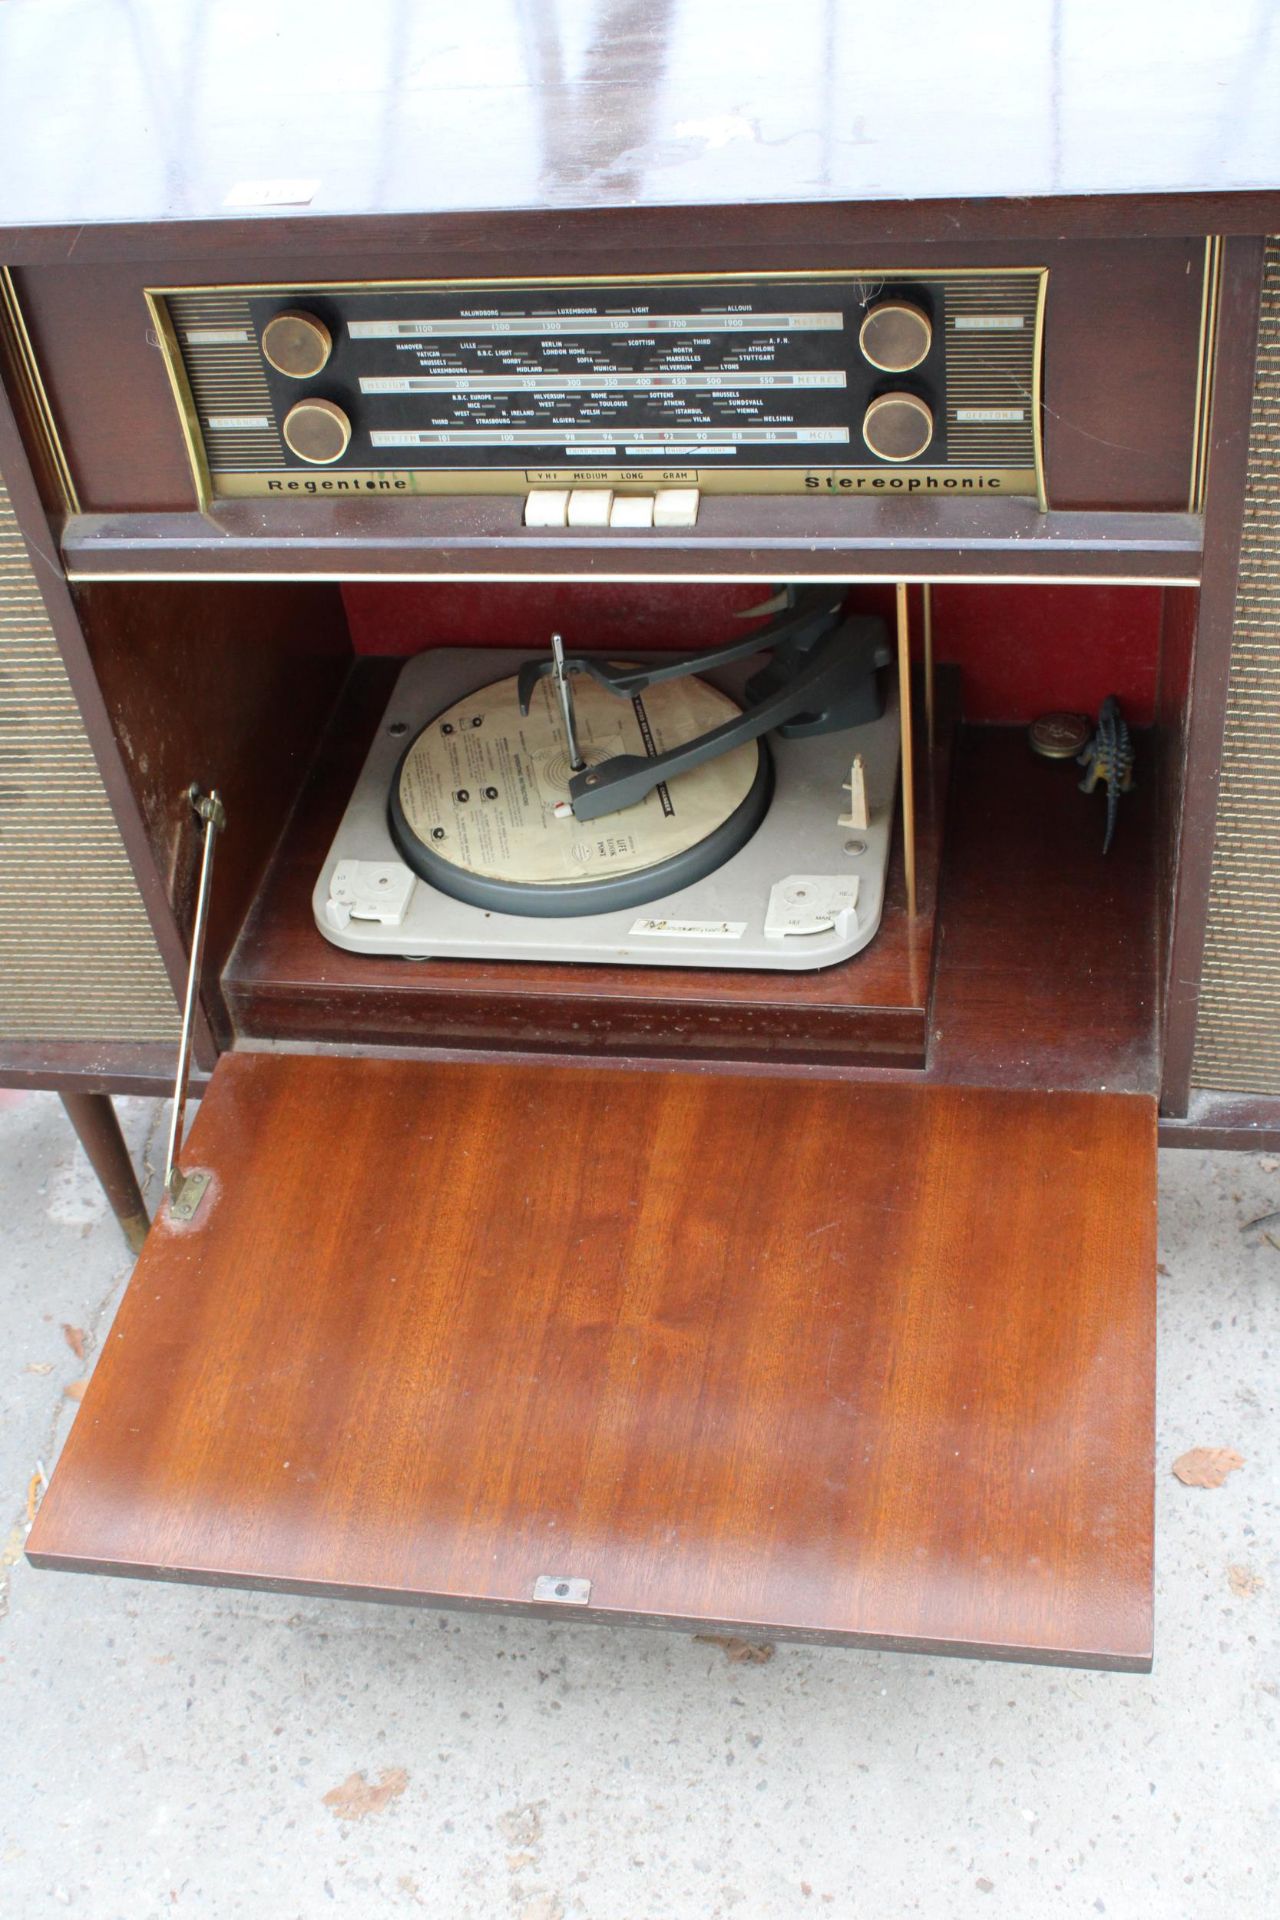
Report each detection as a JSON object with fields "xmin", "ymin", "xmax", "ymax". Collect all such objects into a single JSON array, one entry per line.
[{"xmin": 28, "ymin": 1054, "xmax": 1155, "ymax": 1669}]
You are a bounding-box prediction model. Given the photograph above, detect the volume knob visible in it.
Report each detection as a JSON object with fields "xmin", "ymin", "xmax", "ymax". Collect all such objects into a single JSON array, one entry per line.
[
  {"xmin": 262, "ymin": 309, "xmax": 333, "ymax": 379},
  {"xmin": 862, "ymin": 392, "xmax": 934, "ymax": 463},
  {"xmin": 282, "ymin": 397, "xmax": 352, "ymax": 465},
  {"xmin": 858, "ymin": 301, "xmax": 932, "ymax": 373}
]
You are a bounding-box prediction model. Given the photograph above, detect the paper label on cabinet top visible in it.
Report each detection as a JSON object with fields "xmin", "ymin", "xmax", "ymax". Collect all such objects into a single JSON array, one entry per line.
[
  {"xmin": 629, "ymin": 918, "xmax": 747, "ymax": 939},
  {"xmin": 223, "ymin": 178, "xmax": 320, "ymax": 208}
]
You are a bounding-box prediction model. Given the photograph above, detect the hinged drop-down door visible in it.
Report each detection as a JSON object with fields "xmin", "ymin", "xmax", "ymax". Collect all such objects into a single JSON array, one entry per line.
[{"xmin": 28, "ymin": 1054, "xmax": 1156, "ymax": 1669}]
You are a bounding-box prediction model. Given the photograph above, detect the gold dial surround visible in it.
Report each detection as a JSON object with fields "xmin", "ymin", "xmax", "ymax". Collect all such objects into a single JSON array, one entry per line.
[
  {"xmin": 282, "ymin": 397, "xmax": 352, "ymax": 464},
  {"xmin": 262, "ymin": 309, "xmax": 333, "ymax": 378},
  {"xmin": 862, "ymin": 392, "xmax": 934, "ymax": 463},
  {"xmin": 858, "ymin": 300, "xmax": 933, "ymax": 373}
]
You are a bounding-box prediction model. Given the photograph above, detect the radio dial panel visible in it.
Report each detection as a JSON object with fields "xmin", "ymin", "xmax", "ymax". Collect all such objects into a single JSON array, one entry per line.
[{"xmin": 150, "ymin": 269, "xmax": 1047, "ymax": 509}]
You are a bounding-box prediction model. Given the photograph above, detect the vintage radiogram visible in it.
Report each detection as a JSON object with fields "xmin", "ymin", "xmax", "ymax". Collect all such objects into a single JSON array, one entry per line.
[{"xmin": 1, "ymin": 0, "xmax": 1278, "ymax": 1673}]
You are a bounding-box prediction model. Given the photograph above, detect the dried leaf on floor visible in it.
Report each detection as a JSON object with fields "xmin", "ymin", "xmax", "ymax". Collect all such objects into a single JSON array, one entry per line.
[
  {"xmin": 1156, "ymin": 1262, "xmax": 1170, "ymax": 1277},
  {"xmin": 694, "ymin": 1633, "xmax": 775, "ymax": 1664},
  {"xmin": 1228, "ymin": 1564, "xmax": 1264, "ymax": 1598},
  {"xmin": 61, "ymin": 1324, "xmax": 86, "ymax": 1360},
  {"xmin": 63, "ymin": 1379, "xmax": 87, "ymax": 1403},
  {"xmin": 321, "ymin": 1767, "xmax": 408, "ymax": 1822},
  {"xmin": 518, "ymin": 1898, "xmax": 564, "ymax": 1920},
  {"xmin": 1172, "ymin": 1446, "xmax": 1245, "ymax": 1488},
  {"xmin": 1240, "ymin": 1209, "xmax": 1280, "ymax": 1241},
  {"xmin": 498, "ymin": 1804, "xmax": 544, "ymax": 1849},
  {"xmin": 23, "ymin": 1362, "xmax": 53, "ymax": 1376}
]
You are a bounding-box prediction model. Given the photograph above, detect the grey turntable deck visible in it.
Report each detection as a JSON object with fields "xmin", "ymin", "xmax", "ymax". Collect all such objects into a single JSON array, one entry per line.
[{"xmin": 313, "ymin": 648, "xmax": 900, "ymax": 972}]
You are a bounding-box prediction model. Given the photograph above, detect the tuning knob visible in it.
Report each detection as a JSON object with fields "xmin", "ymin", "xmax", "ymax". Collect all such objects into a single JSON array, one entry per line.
[
  {"xmin": 862, "ymin": 392, "xmax": 934, "ymax": 463},
  {"xmin": 282, "ymin": 397, "xmax": 352, "ymax": 465},
  {"xmin": 858, "ymin": 301, "xmax": 932, "ymax": 373},
  {"xmin": 262, "ymin": 309, "xmax": 333, "ymax": 379}
]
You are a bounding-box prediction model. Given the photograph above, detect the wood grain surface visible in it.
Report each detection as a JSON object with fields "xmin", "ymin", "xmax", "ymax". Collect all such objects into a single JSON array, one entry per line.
[
  {"xmin": 29, "ymin": 1054, "xmax": 1157, "ymax": 1669},
  {"xmin": 925, "ymin": 727, "xmax": 1161, "ymax": 1094},
  {"xmin": 76, "ymin": 580, "xmax": 350, "ymax": 1043},
  {"xmin": 0, "ymin": 1, "xmax": 1277, "ymax": 252},
  {"xmin": 58, "ymin": 503, "xmax": 1205, "ymax": 585},
  {"xmin": 17, "ymin": 238, "xmax": 1204, "ymax": 519}
]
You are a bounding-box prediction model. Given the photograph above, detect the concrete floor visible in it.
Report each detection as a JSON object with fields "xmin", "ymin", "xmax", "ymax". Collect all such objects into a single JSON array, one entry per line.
[{"xmin": 0, "ymin": 1089, "xmax": 1275, "ymax": 1920}]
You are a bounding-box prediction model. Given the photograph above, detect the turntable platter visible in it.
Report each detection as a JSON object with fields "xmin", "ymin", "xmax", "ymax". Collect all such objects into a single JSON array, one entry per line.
[{"xmin": 389, "ymin": 666, "xmax": 770, "ymax": 917}]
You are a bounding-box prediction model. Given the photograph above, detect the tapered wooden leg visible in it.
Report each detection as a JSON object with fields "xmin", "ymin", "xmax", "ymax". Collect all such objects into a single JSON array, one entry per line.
[{"xmin": 59, "ymin": 1093, "xmax": 149, "ymax": 1253}]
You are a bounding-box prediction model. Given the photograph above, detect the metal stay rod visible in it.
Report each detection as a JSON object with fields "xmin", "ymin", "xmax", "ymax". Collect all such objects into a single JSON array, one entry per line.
[{"xmin": 164, "ymin": 786, "xmax": 225, "ymax": 1198}]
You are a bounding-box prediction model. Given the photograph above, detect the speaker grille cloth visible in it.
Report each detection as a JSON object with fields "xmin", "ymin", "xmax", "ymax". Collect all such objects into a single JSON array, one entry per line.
[
  {"xmin": 0, "ymin": 471, "xmax": 179, "ymax": 1040},
  {"xmin": 1193, "ymin": 237, "xmax": 1280, "ymax": 1094}
]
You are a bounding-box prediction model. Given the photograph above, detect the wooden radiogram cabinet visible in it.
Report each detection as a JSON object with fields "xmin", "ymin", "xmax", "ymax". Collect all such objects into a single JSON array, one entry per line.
[{"xmin": 2, "ymin": 2, "xmax": 1279, "ymax": 1671}]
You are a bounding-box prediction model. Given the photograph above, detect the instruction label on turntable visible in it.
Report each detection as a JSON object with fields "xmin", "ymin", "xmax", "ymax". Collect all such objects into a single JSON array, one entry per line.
[{"xmin": 394, "ymin": 669, "xmax": 761, "ymax": 889}]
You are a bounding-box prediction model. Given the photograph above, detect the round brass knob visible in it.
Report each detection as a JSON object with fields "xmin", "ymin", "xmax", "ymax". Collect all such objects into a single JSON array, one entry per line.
[
  {"xmin": 262, "ymin": 310, "xmax": 333, "ymax": 379},
  {"xmin": 858, "ymin": 301, "xmax": 932, "ymax": 373},
  {"xmin": 862, "ymin": 392, "xmax": 934, "ymax": 463},
  {"xmin": 282, "ymin": 397, "xmax": 352, "ymax": 465}
]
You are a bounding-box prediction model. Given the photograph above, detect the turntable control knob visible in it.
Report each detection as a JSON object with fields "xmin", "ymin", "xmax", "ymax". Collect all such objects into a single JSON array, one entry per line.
[
  {"xmin": 261, "ymin": 309, "xmax": 333, "ymax": 379},
  {"xmin": 858, "ymin": 301, "xmax": 932, "ymax": 372},
  {"xmin": 862, "ymin": 392, "xmax": 934, "ymax": 463},
  {"xmin": 282, "ymin": 397, "xmax": 352, "ymax": 465}
]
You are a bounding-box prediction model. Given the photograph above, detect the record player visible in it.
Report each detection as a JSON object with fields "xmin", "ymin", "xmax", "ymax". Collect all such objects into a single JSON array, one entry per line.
[{"xmin": 314, "ymin": 588, "xmax": 900, "ymax": 971}]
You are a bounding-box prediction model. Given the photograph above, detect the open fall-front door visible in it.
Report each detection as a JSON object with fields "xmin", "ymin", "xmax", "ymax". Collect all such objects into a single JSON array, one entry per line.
[{"xmin": 28, "ymin": 1053, "xmax": 1156, "ymax": 1670}]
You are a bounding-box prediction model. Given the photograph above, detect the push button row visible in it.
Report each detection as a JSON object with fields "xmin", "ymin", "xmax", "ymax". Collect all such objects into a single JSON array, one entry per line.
[{"xmin": 524, "ymin": 487, "xmax": 700, "ymax": 530}]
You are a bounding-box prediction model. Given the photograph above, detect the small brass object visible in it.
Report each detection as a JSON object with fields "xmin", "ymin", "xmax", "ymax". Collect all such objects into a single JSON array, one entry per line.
[{"xmin": 1029, "ymin": 712, "xmax": 1092, "ymax": 761}]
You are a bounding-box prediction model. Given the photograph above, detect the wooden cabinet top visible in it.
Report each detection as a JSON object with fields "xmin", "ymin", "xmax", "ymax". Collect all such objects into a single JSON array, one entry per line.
[{"xmin": 2, "ymin": 0, "xmax": 1279, "ymax": 260}]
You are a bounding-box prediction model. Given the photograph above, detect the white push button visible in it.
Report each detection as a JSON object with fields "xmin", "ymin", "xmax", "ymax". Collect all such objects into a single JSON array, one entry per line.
[
  {"xmin": 653, "ymin": 486, "xmax": 700, "ymax": 528},
  {"xmin": 524, "ymin": 489, "xmax": 570, "ymax": 528},
  {"xmin": 566, "ymin": 488, "xmax": 614, "ymax": 527},
  {"xmin": 609, "ymin": 494, "xmax": 655, "ymax": 528}
]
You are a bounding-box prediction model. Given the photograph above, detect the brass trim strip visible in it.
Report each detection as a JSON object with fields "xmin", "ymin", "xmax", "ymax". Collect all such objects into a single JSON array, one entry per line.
[
  {"xmin": 896, "ymin": 582, "xmax": 917, "ymax": 918},
  {"xmin": 0, "ymin": 266, "xmax": 81, "ymax": 515},
  {"xmin": 147, "ymin": 265, "xmax": 1051, "ymax": 298},
  {"xmin": 922, "ymin": 582, "xmax": 935, "ymax": 753},
  {"xmin": 145, "ymin": 290, "xmax": 215, "ymax": 514},
  {"xmin": 1189, "ymin": 237, "xmax": 1223, "ymax": 513},
  {"xmin": 1030, "ymin": 267, "xmax": 1050, "ymax": 512}
]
